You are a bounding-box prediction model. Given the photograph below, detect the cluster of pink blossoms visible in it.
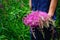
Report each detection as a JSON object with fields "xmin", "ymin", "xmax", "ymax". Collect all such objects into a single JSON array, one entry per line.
[{"xmin": 23, "ymin": 11, "xmax": 49, "ymax": 27}]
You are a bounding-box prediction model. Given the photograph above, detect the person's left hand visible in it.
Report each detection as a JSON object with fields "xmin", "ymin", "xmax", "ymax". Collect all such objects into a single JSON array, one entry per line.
[
  {"xmin": 48, "ymin": 13, "xmax": 53, "ymax": 19},
  {"xmin": 39, "ymin": 14, "xmax": 52, "ymax": 28}
]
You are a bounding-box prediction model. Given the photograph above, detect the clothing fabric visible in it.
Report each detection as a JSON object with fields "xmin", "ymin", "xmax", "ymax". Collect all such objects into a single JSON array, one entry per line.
[{"xmin": 32, "ymin": 0, "xmax": 56, "ymax": 20}]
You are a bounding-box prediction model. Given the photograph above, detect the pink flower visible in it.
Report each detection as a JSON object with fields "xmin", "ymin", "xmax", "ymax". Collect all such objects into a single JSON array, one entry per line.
[
  {"xmin": 23, "ymin": 11, "xmax": 49, "ymax": 27},
  {"xmin": 39, "ymin": 11, "xmax": 49, "ymax": 21}
]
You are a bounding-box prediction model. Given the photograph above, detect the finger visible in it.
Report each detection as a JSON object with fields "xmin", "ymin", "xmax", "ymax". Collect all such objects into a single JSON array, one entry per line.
[{"xmin": 39, "ymin": 18, "xmax": 44, "ymax": 29}]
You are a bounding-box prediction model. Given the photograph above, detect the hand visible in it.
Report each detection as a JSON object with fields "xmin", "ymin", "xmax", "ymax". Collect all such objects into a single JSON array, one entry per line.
[
  {"xmin": 39, "ymin": 14, "xmax": 51, "ymax": 28},
  {"xmin": 39, "ymin": 17, "xmax": 44, "ymax": 29},
  {"xmin": 48, "ymin": 13, "xmax": 53, "ymax": 19}
]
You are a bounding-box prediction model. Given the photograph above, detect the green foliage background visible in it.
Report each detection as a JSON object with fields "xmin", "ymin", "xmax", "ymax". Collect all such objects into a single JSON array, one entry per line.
[
  {"xmin": 0, "ymin": 0, "xmax": 60, "ymax": 40},
  {"xmin": 56, "ymin": 0, "xmax": 60, "ymax": 27}
]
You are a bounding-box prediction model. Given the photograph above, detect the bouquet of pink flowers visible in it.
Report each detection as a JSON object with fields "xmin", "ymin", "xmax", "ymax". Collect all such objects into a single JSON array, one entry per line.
[
  {"xmin": 23, "ymin": 11, "xmax": 50, "ymax": 27},
  {"xmin": 23, "ymin": 11, "xmax": 55, "ymax": 39}
]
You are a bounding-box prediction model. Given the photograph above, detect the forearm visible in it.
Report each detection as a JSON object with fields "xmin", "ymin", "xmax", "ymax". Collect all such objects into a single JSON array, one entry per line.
[
  {"xmin": 48, "ymin": 0, "xmax": 58, "ymax": 17},
  {"xmin": 29, "ymin": 0, "xmax": 32, "ymax": 8}
]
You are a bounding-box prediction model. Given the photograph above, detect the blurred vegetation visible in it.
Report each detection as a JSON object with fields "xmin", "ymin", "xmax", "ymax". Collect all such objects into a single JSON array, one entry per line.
[
  {"xmin": 0, "ymin": 0, "xmax": 30, "ymax": 40},
  {"xmin": 56, "ymin": 0, "xmax": 60, "ymax": 27},
  {"xmin": 0, "ymin": 0, "xmax": 60, "ymax": 40}
]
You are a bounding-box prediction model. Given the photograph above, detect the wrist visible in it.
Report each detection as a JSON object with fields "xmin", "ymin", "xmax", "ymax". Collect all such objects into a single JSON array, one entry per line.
[
  {"xmin": 48, "ymin": 11, "xmax": 54, "ymax": 18},
  {"xmin": 48, "ymin": 13, "xmax": 53, "ymax": 18}
]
